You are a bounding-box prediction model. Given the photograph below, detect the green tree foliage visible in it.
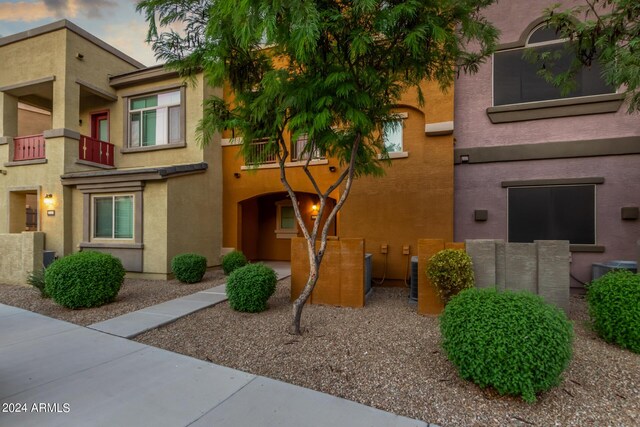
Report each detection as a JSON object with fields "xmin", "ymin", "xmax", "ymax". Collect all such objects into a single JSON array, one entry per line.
[
  {"xmin": 137, "ymin": 0, "xmax": 499, "ymax": 333},
  {"xmin": 542, "ymin": 0, "xmax": 640, "ymax": 112}
]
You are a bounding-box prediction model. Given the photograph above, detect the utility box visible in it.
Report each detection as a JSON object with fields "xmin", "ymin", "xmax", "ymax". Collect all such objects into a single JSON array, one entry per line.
[{"xmin": 43, "ymin": 250, "xmax": 56, "ymax": 268}]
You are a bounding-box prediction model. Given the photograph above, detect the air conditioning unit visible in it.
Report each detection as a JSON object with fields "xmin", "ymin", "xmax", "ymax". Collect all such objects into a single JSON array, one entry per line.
[{"xmin": 591, "ymin": 260, "xmax": 637, "ymax": 281}]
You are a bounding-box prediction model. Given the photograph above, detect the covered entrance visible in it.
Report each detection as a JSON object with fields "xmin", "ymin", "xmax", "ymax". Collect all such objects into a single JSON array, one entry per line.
[
  {"xmin": 238, "ymin": 192, "xmax": 336, "ymax": 261},
  {"xmin": 9, "ymin": 188, "xmax": 39, "ymax": 233}
]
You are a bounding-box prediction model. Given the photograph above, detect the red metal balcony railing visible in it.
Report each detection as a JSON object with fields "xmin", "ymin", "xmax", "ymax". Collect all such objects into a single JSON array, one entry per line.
[
  {"xmin": 13, "ymin": 134, "xmax": 45, "ymax": 161},
  {"xmin": 79, "ymin": 135, "xmax": 115, "ymax": 167}
]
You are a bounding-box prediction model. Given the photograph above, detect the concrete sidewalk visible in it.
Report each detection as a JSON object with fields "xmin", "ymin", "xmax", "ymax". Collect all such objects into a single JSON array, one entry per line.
[
  {"xmin": 88, "ymin": 261, "xmax": 292, "ymax": 339},
  {"xmin": 0, "ymin": 304, "xmax": 433, "ymax": 427}
]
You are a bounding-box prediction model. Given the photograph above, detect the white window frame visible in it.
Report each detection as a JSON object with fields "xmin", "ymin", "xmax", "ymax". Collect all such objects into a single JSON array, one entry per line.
[
  {"xmin": 275, "ymin": 200, "xmax": 297, "ymax": 239},
  {"xmin": 91, "ymin": 194, "xmax": 135, "ymax": 241},
  {"xmin": 128, "ymin": 89, "xmax": 182, "ymax": 148}
]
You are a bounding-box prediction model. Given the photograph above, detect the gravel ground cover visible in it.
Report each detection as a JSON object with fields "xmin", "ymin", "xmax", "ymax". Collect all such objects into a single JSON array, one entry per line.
[
  {"xmin": 0, "ymin": 270, "xmax": 226, "ymax": 326},
  {"xmin": 136, "ymin": 279, "xmax": 639, "ymax": 427}
]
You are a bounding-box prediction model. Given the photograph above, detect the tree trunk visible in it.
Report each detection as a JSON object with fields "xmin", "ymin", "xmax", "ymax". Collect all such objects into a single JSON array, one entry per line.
[{"xmin": 290, "ymin": 244, "xmax": 320, "ymax": 334}]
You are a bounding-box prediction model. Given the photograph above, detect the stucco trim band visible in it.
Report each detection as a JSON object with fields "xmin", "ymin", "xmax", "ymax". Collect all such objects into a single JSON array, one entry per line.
[
  {"xmin": 425, "ymin": 121, "xmax": 454, "ymax": 136},
  {"xmin": 76, "ymin": 79, "xmax": 117, "ymax": 102},
  {"xmin": 61, "ymin": 162, "xmax": 208, "ymax": 186},
  {"xmin": 110, "ymin": 65, "xmax": 181, "ymax": 89},
  {"xmin": 0, "ymin": 76, "xmax": 55, "ymax": 92},
  {"xmin": 75, "ymin": 159, "xmax": 116, "ymax": 170},
  {"xmin": 4, "ymin": 159, "xmax": 47, "ymax": 167},
  {"xmin": 0, "ymin": 137, "xmax": 12, "ymax": 145},
  {"xmin": 43, "ymin": 128, "xmax": 80, "ymax": 140},
  {"xmin": 501, "ymin": 177, "xmax": 604, "ymax": 188},
  {"xmin": 486, "ymin": 93, "xmax": 625, "ymax": 123},
  {"xmin": 454, "ymin": 136, "xmax": 640, "ymax": 165}
]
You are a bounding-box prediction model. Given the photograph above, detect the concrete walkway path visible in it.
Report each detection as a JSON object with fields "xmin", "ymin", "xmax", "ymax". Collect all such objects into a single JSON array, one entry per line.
[
  {"xmin": 89, "ymin": 261, "xmax": 292, "ymax": 339},
  {"xmin": 0, "ymin": 304, "xmax": 433, "ymax": 427}
]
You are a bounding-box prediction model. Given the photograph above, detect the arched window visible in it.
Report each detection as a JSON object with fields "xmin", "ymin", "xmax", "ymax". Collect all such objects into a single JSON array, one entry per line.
[{"xmin": 493, "ymin": 24, "xmax": 614, "ymax": 106}]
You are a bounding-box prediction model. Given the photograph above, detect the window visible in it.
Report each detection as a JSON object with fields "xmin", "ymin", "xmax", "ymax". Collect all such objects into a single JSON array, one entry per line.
[
  {"xmin": 275, "ymin": 200, "xmax": 297, "ymax": 238},
  {"xmin": 291, "ymin": 133, "xmax": 324, "ymax": 161},
  {"xmin": 128, "ymin": 90, "xmax": 181, "ymax": 147},
  {"xmin": 383, "ymin": 121, "xmax": 403, "ymax": 153},
  {"xmin": 93, "ymin": 195, "xmax": 134, "ymax": 239},
  {"xmin": 508, "ymin": 185, "xmax": 595, "ymax": 244},
  {"xmin": 494, "ymin": 26, "xmax": 615, "ymax": 106}
]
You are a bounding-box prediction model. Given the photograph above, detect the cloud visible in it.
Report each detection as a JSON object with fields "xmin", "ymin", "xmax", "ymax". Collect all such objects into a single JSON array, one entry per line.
[
  {"xmin": 43, "ymin": 0, "xmax": 118, "ymax": 18},
  {"xmin": 100, "ymin": 20, "xmax": 159, "ymax": 66},
  {"xmin": 0, "ymin": 0, "xmax": 118, "ymax": 23},
  {"xmin": 0, "ymin": 2, "xmax": 53, "ymax": 22}
]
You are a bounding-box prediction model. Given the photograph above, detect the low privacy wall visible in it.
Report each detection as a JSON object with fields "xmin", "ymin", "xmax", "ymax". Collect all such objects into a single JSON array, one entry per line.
[
  {"xmin": 291, "ymin": 237, "xmax": 365, "ymax": 308},
  {"xmin": 0, "ymin": 232, "xmax": 44, "ymax": 285},
  {"xmin": 465, "ymin": 239, "xmax": 570, "ymax": 312},
  {"xmin": 417, "ymin": 239, "xmax": 465, "ymax": 315}
]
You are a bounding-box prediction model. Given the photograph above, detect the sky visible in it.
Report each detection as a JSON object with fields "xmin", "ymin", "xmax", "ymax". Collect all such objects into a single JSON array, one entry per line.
[{"xmin": 0, "ymin": 0, "xmax": 158, "ymax": 66}]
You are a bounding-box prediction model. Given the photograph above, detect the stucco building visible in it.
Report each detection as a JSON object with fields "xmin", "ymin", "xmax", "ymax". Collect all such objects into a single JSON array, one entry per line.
[
  {"xmin": 453, "ymin": 0, "xmax": 640, "ymax": 289},
  {"xmin": 1, "ymin": 20, "xmax": 455, "ymax": 284},
  {"xmin": 0, "ymin": 21, "xmax": 222, "ymax": 280}
]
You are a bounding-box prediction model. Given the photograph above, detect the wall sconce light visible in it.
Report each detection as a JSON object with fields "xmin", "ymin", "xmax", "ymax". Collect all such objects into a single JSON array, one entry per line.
[
  {"xmin": 79, "ymin": 119, "xmax": 83, "ymax": 126},
  {"xmin": 328, "ymin": 166, "xmax": 337, "ymax": 172},
  {"xmin": 43, "ymin": 193, "xmax": 54, "ymax": 208},
  {"xmin": 233, "ymin": 172, "xmax": 241, "ymax": 179},
  {"xmin": 312, "ymin": 204, "xmax": 319, "ymax": 213},
  {"xmin": 0, "ymin": 169, "xmax": 6, "ymax": 175},
  {"xmin": 460, "ymin": 155, "xmax": 470, "ymax": 163}
]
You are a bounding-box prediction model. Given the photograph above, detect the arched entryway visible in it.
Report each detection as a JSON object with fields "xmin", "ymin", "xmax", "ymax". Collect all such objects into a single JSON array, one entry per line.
[{"xmin": 238, "ymin": 192, "xmax": 337, "ymax": 261}]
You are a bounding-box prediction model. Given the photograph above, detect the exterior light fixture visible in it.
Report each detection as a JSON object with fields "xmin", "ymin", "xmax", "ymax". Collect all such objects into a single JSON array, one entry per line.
[
  {"xmin": 233, "ymin": 172, "xmax": 241, "ymax": 178},
  {"xmin": 328, "ymin": 166, "xmax": 337, "ymax": 172},
  {"xmin": 312, "ymin": 204, "xmax": 318, "ymax": 213},
  {"xmin": 43, "ymin": 194, "xmax": 54, "ymax": 207}
]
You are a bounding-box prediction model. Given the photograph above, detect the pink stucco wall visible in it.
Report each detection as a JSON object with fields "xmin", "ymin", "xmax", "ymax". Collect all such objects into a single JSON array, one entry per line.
[
  {"xmin": 454, "ymin": 0, "xmax": 640, "ymax": 287},
  {"xmin": 455, "ymin": 0, "xmax": 638, "ymax": 149}
]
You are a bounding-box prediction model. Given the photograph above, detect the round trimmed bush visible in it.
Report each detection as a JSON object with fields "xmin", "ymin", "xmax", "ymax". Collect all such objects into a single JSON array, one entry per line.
[
  {"xmin": 427, "ymin": 249, "xmax": 475, "ymax": 304},
  {"xmin": 44, "ymin": 251, "xmax": 125, "ymax": 309},
  {"xmin": 440, "ymin": 288, "xmax": 573, "ymax": 403},
  {"xmin": 587, "ymin": 270, "xmax": 640, "ymax": 353},
  {"xmin": 171, "ymin": 253, "xmax": 207, "ymax": 283},
  {"xmin": 222, "ymin": 250, "xmax": 248, "ymax": 275},
  {"xmin": 227, "ymin": 263, "xmax": 277, "ymax": 313}
]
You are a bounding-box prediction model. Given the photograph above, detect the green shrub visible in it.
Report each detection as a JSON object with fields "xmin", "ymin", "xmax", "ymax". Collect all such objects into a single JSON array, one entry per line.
[
  {"xmin": 227, "ymin": 263, "xmax": 277, "ymax": 313},
  {"xmin": 427, "ymin": 249, "xmax": 475, "ymax": 304},
  {"xmin": 587, "ymin": 270, "xmax": 640, "ymax": 353},
  {"xmin": 171, "ymin": 253, "xmax": 207, "ymax": 283},
  {"xmin": 440, "ymin": 288, "xmax": 573, "ymax": 403},
  {"xmin": 44, "ymin": 251, "xmax": 125, "ymax": 309},
  {"xmin": 222, "ymin": 250, "xmax": 248, "ymax": 275},
  {"xmin": 27, "ymin": 268, "xmax": 48, "ymax": 298}
]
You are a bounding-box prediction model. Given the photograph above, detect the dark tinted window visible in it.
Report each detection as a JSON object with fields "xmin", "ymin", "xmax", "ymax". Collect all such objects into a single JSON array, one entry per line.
[
  {"xmin": 508, "ymin": 185, "xmax": 595, "ymax": 244},
  {"xmin": 494, "ymin": 45, "xmax": 614, "ymax": 105}
]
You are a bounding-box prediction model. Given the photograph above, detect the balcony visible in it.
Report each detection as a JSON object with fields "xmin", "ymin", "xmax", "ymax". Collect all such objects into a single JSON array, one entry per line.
[
  {"xmin": 79, "ymin": 135, "xmax": 115, "ymax": 167},
  {"xmin": 13, "ymin": 134, "xmax": 45, "ymax": 161},
  {"xmin": 246, "ymin": 139, "xmax": 278, "ymax": 165}
]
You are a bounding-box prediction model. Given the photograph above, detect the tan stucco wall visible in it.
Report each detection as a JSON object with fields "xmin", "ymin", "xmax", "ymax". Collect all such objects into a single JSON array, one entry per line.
[
  {"xmin": 167, "ymin": 172, "xmax": 221, "ymax": 268},
  {"xmin": 141, "ymin": 181, "xmax": 169, "ymax": 275},
  {"xmin": 0, "ymin": 231, "xmax": 44, "ymax": 285},
  {"xmin": 18, "ymin": 106, "xmax": 52, "ymax": 136}
]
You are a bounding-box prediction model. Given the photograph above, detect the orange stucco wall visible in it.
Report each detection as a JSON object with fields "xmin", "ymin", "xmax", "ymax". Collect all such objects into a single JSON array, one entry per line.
[{"xmin": 221, "ymin": 80, "xmax": 454, "ymax": 282}]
